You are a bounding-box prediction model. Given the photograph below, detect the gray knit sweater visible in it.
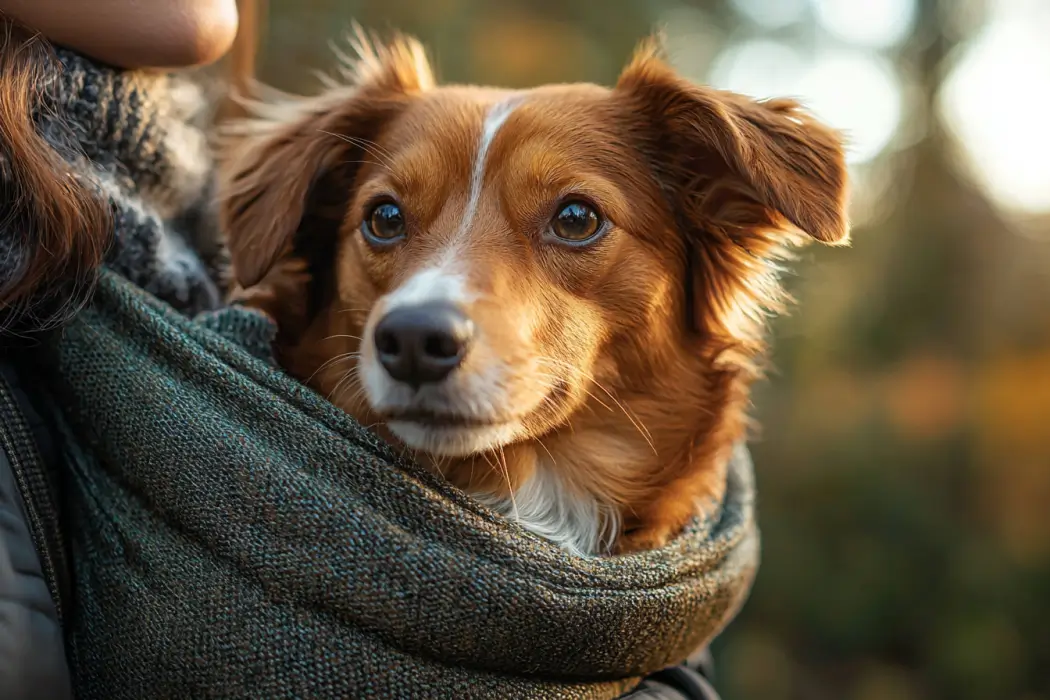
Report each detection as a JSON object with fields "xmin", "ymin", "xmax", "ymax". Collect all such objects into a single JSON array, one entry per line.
[{"xmin": 0, "ymin": 48, "xmax": 227, "ymax": 329}]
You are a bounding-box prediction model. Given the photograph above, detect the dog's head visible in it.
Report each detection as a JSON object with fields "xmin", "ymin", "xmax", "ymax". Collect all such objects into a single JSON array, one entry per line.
[{"xmin": 221, "ymin": 31, "xmax": 848, "ymax": 547}]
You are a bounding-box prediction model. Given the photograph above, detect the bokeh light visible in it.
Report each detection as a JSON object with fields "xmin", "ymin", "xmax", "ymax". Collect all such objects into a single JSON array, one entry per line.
[
  {"xmin": 939, "ymin": 6, "xmax": 1050, "ymax": 213},
  {"xmin": 798, "ymin": 50, "xmax": 903, "ymax": 165},
  {"xmin": 708, "ymin": 39, "xmax": 804, "ymax": 101},
  {"xmin": 710, "ymin": 42, "xmax": 902, "ymax": 165},
  {"xmin": 659, "ymin": 5, "xmax": 725, "ymax": 84},
  {"xmin": 728, "ymin": 0, "xmax": 807, "ymax": 30},
  {"xmin": 810, "ymin": 0, "xmax": 917, "ymax": 49}
]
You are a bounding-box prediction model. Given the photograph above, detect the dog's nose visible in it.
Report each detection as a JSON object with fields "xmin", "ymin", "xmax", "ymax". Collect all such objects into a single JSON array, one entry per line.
[{"xmin": 373, "ymin": 303, "xmax": 475, "ymax": 386}]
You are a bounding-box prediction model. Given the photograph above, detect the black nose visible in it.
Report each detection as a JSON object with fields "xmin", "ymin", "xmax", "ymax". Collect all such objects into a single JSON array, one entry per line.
[{"xmin": 373, "ymin": 303, "xmax": 475, "ymax": 386}]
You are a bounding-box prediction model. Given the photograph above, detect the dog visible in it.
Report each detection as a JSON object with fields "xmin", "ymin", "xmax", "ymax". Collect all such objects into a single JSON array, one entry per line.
[{"xmin": 219, "ymin": 29, "xmax": 849, "ymax": 557}]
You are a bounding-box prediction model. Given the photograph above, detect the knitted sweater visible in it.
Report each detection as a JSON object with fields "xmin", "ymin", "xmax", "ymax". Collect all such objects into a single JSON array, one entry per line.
[
  {"xmin": 0, "ymin": 48, "xmax": 227, "ymax": 329},
  {"xmin": 0, "ymin": 49, "xmax": 759, "ymax": 699}
]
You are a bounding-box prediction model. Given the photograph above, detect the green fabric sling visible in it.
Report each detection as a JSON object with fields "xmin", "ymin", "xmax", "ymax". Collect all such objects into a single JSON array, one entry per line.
[{"xmin": 41, "ymin": 269, "xmax": 760, "ymax": 699}]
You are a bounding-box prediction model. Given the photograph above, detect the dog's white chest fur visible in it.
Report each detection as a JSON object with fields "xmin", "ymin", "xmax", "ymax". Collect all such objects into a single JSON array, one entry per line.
[{"xmin": 474, "ymin": 463, "xmax": 618, "ymax": 558}]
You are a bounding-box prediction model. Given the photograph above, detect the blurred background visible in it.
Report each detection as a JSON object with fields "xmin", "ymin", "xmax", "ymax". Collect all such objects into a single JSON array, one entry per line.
[{"xmin": 249, "ymin": 1, "xmax": 1050, "ymax": 698}]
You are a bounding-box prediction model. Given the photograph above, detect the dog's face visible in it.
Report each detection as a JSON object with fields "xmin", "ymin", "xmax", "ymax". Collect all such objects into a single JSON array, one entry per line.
[
  {"xmin": 321, "ymin": 83, "xmax": 710, "ymax": 459},
  {"xmin": 222, "ymin": 33, "xmax": 848, "ymax": 553}
]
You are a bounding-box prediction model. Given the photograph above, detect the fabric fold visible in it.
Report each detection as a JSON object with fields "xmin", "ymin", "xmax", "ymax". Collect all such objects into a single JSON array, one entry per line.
[{"xmin": 43, "ymin": 271, "xmax": 759, "ymax": 698}]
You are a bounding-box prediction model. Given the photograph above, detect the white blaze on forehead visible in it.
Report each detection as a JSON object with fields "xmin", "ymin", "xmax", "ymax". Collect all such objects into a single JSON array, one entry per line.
[
  {"xmin": 381, "ymin": 98, "xmax": 521, "ymax": 311},
  {"xmin": 457, "ymin": 98, "xmax": 521, "ymax": 239}
]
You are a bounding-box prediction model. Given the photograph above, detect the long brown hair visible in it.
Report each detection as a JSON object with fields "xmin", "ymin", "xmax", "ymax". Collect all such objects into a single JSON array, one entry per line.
[
  {"xmin": 0, "ymin": 18, "xmax": 111, "ymax": 330},
  {"xmin": 0, "ymin": 1, "xmax": 264, "ymax": 330}
]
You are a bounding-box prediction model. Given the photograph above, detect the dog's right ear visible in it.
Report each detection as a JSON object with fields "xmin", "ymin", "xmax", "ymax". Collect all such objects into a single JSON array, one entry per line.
[{"xmin": 219, "ymin": 28, "xmax": 433, "ymax": 289}]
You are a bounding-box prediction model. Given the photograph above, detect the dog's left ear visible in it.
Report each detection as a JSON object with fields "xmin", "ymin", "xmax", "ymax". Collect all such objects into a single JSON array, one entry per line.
[
  {"xmin": 616, "ymin": 41, "xmax": 850, "ymax": 350},
  {"xmin": 616, "ymin": 41, "xmax": 850, "ymax": 246}
]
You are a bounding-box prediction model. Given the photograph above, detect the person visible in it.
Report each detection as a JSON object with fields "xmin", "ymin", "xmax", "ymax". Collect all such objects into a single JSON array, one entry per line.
[{"xmin": 0, "ymin": 2, "xmax": 738, "ymax": 698}]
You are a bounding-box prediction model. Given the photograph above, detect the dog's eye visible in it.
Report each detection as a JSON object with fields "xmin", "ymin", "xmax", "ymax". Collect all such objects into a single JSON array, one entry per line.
[
  {"xmin": 551, "ymin": 201, "xmax": 602, "ymax": 244},
  {"xmin": 363, "ymin": 202, "xmax": 406, "ymax": 243}
]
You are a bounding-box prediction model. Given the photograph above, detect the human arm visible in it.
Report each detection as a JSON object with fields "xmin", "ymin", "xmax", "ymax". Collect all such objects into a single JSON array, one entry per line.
[
  {"xmin": 0, "ymin": 449, "xmax": 71, "ymax": 700},
  {"xmin": 0, "ymin": 0, "xmax": 239, "ymax": 68},
  {"xmin": 0, "ymin": 359, "xmax": 72, "ymax": 700}
]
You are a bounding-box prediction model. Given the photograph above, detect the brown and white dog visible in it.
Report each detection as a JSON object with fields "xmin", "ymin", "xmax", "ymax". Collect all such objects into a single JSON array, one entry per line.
[{"xmin": 220, "ymin": 30, "xmax": 849, "ymax": 556}]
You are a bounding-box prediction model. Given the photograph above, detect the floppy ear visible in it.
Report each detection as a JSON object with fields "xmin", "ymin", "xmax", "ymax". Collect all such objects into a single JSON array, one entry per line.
[
  {"xmin": 617, "ymin": 40, "xmax": 849, "ymax": 245},
  {"xmin": 615, "ymin": 41, "xmax": 850, "ymax": 351},
  {"xmin": 219, "ymin": 29, "xmax": 434, "ymax": 290}
]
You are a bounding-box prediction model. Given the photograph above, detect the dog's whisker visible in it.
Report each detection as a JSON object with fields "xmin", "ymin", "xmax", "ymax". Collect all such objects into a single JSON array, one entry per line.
[
  {"xmin": 332, "ymin": 154, "xmax": 404, "ymax": 185},
  {"xmin": 497, "ymin": 445, "xmax": 518, "ymax": 522},
  {"xmin": 339, "ymin": 381, "xmax": 369, "ymax": 413},
  {"xmin": 323, "ymin": 130, "xmax": 409, "ymax": 188},
  {"xmin": 535, "ymin": 438, "xmax": 557, "ymax": 469},
  {"xmin": 326, "ymin": 369, "xmax": 357, "ymax": 404},
  {"xmin": 479, "ymin": 451, "xmax": 498, "ymax": 492},
  {"xmin": 533, "ymin": 368, "xmax": 618, "ymax": 426},
  {"xmin": 536, "ymin": 357, "xmax": 657, "ymax": 456},
  {"xmin": 329, "ymin": 132, "xmax": 398, "ymax": 169},
  {"xmin": 322, "ymin": 130, "xmax": 397, "ymax": 168},
  {"xmin": 533, "ymin": 360, "xmax": 611, "ymax": 410},
  {"xmin": 531, "ymin": 372, "xmax": 580, "ymax": 435},
  {"xmin": 335, "ymin": 375, "xmax": 368, "ymax": 409},
  {"xmin": 589, "ymin": 380, "xmax": 658, "ymax": 456},
  {"xmin": 348, "ymin": 135, "xmax": 399, "ymax": 164},
  {"xmin": 306, "ymin": 352, "xmax": 361, "ymax": 384}
]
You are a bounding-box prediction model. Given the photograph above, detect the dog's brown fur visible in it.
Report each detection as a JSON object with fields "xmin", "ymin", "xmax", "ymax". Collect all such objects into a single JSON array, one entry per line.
[{"xmin": 220, "ymin": 31, "xmax": 849, "ymax": 555}]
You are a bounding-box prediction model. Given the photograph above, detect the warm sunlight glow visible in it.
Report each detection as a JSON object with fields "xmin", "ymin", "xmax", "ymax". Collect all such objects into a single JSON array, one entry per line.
[
  {"xmin": 798, "ymin": 51, "xmax": 902, "ymax": 165},
  {"xmin": 710, "ymin": 41, "xmax": 903, "ymax": 165},
  {"xmin": 709, "ymin": 39, "xmax": 805, "ymax": 103},
  {"xmin": 810, "ymin": 0, "xmax": 917, "ymax": 48},
  {"xmin": 939, "ymin": 6, "xmax": 1050, "ymax": 213}
]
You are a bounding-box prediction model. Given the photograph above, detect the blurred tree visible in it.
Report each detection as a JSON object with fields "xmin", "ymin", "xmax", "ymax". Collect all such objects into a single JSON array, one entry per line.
[{"xmin": 733, "ymin": 1, "xmax": 1050, "ymax": 698}]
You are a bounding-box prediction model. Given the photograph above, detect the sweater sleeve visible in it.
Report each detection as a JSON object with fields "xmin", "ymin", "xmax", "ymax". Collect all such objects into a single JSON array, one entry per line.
[{"xmin": 0, "ymin": 425, "xmax": 73, "ymax": 700}]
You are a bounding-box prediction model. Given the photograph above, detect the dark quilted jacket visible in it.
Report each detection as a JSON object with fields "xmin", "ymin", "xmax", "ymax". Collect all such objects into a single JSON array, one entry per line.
[{"xmin": 0, "ymin": 356, "xmax": 72, "ymax": 700}]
